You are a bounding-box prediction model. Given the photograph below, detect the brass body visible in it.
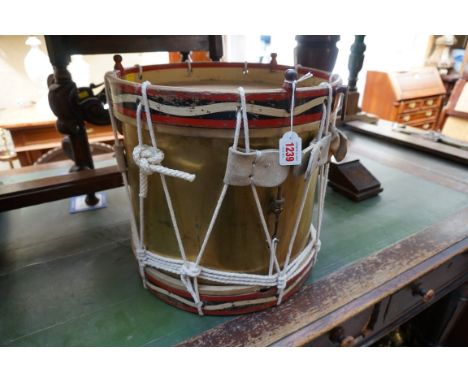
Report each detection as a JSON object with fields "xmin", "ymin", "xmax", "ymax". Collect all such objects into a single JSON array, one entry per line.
[
  {"xmin": 115, "ymin": 65, "xmax": 328, "ymax": 275},
  {"xmin": 123, "ymin": 123, "xmax": 319, "ymax": 274}
]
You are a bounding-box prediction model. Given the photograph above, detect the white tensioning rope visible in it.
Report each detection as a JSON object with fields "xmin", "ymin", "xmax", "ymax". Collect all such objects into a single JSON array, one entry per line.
[
  {"xmin": 135, "ymin": 81, "xmax": 202, "ymax": 313},
  {"xmin": 285, "ymin": 72, "xmax": 314, "ymax": 132},
  {"xmin": 106, "ymin": 75, "xmax": 336, "ymax": 315}
]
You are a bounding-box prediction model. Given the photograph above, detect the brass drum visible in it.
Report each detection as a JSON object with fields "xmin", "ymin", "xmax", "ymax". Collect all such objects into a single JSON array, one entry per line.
[{"xmin": 105, "ymin": 62, "xmax": 345, "ymax": 315}]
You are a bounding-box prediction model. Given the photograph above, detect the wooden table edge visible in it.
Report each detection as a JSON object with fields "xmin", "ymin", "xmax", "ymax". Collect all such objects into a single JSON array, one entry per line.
[
  {"xmin": 0, "ymin": 165, "xmax": 123, "ymax": 212},
  {"xmin": 344, "ymin": 120, "xmax": 468, "ymax": 165},
  {"xmin": 272, "ymin": 236, "xmax": 468, "ymax": 346},
  {"xmin": 177, "ymin": 207, "xmax": 468, "ymax": 347}
]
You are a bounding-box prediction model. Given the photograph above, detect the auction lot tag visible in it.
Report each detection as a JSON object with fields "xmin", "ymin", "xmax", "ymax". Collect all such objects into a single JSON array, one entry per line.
[{"xmin": 279, "ymin": 131, "xmax": 302, "ymax": 166}]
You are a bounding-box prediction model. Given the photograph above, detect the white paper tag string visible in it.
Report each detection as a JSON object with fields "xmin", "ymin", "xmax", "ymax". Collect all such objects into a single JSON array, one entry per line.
[{"xmin": 279, "ymin": 71, "xmax": 313, "ymax": 166}]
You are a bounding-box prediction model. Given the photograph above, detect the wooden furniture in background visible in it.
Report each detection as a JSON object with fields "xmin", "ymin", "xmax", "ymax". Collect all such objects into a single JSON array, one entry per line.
[
  {"xmin": 340, "ymin": 35, "xmax": 377, "ymax": 124},
  {"xmin": 441, "ymin": 73, "xmax": 463, "ymax": 102},
  {"xmin": 410, "ymin": 282, "xmax": 468, "ymax": 346},
  {"xmin": 345, "ymin": 119, "xmax": 468, "ymax": 165},
  {"xmin": 439, "ymin": 78, "xmax": 468, "ymax": 141},
  {"xmin": 328, "ymin": 159, "xmax": 383, "ymax": 202},
  {"xmin": 362, "ymin": 67, "xmax": 446, "ymax": 131},
  {"xmin": 45, "ymin": 36, "xmax": 223, "ymax": 174},
  {"xmin": 345, "ymin": 35, "xmax": 366, "ymax": 117},
  {"xmin": 0, "ymin": 158, "xmax": 122, "ymax": 212},
  {"xmin": 432, "ymin": 37, "xmax": 468, "ymax": 103},
  {"xmin": 295, "ymin": 35, "xmax": 340, "ymax": 73},
  {"xmin": 0, "ymin": 128, "xmax": 17, "ymax": 169},
  {"xmin": 0, "ymin": 36, "xmax": 224, "ymax": 212},
  {"xmin": 460, "ymin": 43, "xmax": 468, "ymax": 76},
  {"xmin": 294, "ymin": 35, "xmax": 347, "ymax": 112},
  {"xmin": 169, "ymin": 50, "xmax": 211, "ymax": 63},
  {"xmin": 0, "ymin": 106, "xmax": 115, "ymax": 166},
  {"xmin": 294, "ymin": 35, "xmax": 382, "ymax": 202}
]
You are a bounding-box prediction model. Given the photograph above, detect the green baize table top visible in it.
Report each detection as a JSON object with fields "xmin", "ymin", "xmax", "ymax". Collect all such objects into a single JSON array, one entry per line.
[{"xmin": 0, "ymin": 132, "xmax": 467, "ymax": 346}]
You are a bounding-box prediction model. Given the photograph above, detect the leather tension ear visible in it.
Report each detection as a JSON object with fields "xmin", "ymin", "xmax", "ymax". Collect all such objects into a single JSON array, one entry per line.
[{"xmin": 224, "ymin": 147, "xmax": 289, "ymax": 187}]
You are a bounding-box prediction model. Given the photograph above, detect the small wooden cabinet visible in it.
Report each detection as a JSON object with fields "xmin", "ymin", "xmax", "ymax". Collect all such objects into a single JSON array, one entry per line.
[{"xmin": 362, "ymin": 67, "xmax": 446, "ymax": 131}]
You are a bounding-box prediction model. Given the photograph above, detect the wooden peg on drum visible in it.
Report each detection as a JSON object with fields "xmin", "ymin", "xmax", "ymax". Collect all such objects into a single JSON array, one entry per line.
[
  {"xmin": 113, "ymin": 54, "xmax": 124, "ymax": 73},
  {"xmin": 283, "ymin": 68, "xmax": 298, "ymax": 90},
  {"xmin": 269, "ymin": 53, "xmax": 278, "ymax": 71}
]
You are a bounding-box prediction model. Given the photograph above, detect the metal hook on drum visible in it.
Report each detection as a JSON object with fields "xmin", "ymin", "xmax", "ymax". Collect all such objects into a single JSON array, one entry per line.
[
  {"xmin": 243, "ymin": 61, "xmax": 249, "ymax": 75},
  {"xmin": 134, "ymin": 64, "xmax": 143, "ymax": 80},
  {"xmin": 186, "ymin": 54, "xmax": 193, "ymax": 76}
]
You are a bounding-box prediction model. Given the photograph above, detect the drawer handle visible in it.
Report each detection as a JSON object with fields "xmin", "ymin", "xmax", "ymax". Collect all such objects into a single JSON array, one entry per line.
[
  {"xmin": 422, "ymin": 123, "xmax": 430, "ymax": 129},
  {"xmin": 412, "ymin": 284, "xmax": 435, "ymax": 303},
  {"xmin": 426, "ymin": 99, "xmax": 434, "ymax": 106},
  {"xmin": 408, "ymin": 102, "xmax": 416, "ymax": 109},
  {"xmin": 425, "ymin": 111, "xmax": 433, "ymax": 117},
  {"xmin": 403, "ymin": 115, "xmax": 410, "ymax": 122},
  {"xmin": 329, "ymin": 327, "xmax": 356, "ymax": 347}
]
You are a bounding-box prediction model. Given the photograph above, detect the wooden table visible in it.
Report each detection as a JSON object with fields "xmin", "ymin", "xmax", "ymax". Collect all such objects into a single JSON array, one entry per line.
[
  {"xmin": 0, "ymin": 130, "xmax": 467, "ymax": 346},
  {"xmin": 0, "ymin": 105, "xmax": 115, "ymax": 167}
]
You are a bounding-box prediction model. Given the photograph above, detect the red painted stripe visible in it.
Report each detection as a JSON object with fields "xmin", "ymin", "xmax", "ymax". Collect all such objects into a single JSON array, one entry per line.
[
  {"xmin": 204, "ymin": 276, "xmax": 308, "ymax": 316},
  {"xmin": 114, "ymin": 105, "xmax": 322, "ymax": 129},
  {"xmin": 206, "ymin": 300, "xmax": 278, "ymax": 316},
  {"xmin": 145, "ymin": 273, "xmax": 274, "ymax": 303},
  {"xmin": 148, "ymin": 288, "xmax": 277, "ymax": 316},
  {"xmin": 145, "ymin": 273, "xmax": 196, "ymax": 300},
  {"xmin": 145, "ymin": 257, "xmax": 312, "ymax": 304},
  {"xmin": 149, "ymin": 291, "xmax": 200, "ymax": 314},
  {"xmin": 148, "ymin": 268, "xmax": 309, "ymax": 316},
  {"xmin": 145, "ymin": 274, "xmax": 265, "ymax": 302}
]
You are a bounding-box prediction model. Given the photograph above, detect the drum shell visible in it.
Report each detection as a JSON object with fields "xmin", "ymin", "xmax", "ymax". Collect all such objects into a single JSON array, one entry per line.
[
  {"xmin": 106, "ymin": 62, "xmax": 336, "ymax": 276},
  {"xmin": 122, "ymin": 121, "xmax": 319, "ymax": 274}
]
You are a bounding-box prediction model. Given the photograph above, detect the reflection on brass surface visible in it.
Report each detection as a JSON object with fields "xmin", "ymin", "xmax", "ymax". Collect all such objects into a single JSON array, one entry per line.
[{"xmin": 123, "ymin": 123, "xmax": 318, "ymax": 274}]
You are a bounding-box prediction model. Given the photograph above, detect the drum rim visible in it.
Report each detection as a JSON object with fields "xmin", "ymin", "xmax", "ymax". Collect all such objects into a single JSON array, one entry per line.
[
  {"xmin": 105, "ymin": 62, "xmax": 341, "ymax": 129},
  {"xmin": 105, "ymin": 62, "xmax": 340, "ymax": 97},
  {"xmin": 121, "ymin": 61, "xmax": 331, "ymax": 80}
]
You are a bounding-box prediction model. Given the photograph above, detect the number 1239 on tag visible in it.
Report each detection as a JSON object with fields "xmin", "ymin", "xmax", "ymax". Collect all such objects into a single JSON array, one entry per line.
[{"xmin": 279, "ymin": 131, "xmax": 302, "ymax": 166}]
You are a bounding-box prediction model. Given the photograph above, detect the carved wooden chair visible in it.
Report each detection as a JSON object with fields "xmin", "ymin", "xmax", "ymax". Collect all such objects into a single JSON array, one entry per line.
[{"xmin": 0, "ymin": 36, "xmax": 223, "ymax": 212}]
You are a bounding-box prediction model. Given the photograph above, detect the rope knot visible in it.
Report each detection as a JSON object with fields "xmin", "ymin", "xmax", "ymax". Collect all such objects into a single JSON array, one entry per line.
[
  {"xmin": 181, "ymin": 262, "xmax": 201, "ymax": 278},
  {"xmin": 132, "ymin": 144, "xmax": 165, "ymax": 175},
  {"xmin": 277, "ymin": 273, "xmax": 287, "ymax": 291},
  {"xmin": 136, "ymin": 248, "xmax": 147, "ymax": 262}
]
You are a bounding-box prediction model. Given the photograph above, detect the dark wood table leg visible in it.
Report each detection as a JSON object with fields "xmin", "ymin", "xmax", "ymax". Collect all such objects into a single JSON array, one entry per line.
[
  {"xmin": 208, "ymin": 35, "xmax": 223, "ymax": 61},
  {"xmin": 333, "ymin": 36, "xmax": 382, "ymax": 200},
  {"xmin": 46, "ymin": 40, "xmax": 98, "ymax": 206},
  {"xmin": 295, "ymin": 35, "xmax": 340, "ymax": 72},
  {"xmin": 348, "ymin": 36, "xmax": 365, "ymax": 94},
  {"xmin": 294, "ymin": 35, "xmax": 382, "ymax": 201},
  {"xmin": 294, "ymin": 35, "xmax": 347, "ymax": 119},
  {"xmin": 344, "ymin": 35, "xmax": 377, "ymax": 123},
  {"xmin": 345, "ymin": 35, "xmax": 366, "ymax": 117}
]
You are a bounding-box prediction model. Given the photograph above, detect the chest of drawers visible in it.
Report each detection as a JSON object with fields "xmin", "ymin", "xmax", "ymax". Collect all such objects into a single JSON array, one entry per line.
[{"xmin": 362, "ymin": 67, "xmax": 446, "ymax": 131}]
